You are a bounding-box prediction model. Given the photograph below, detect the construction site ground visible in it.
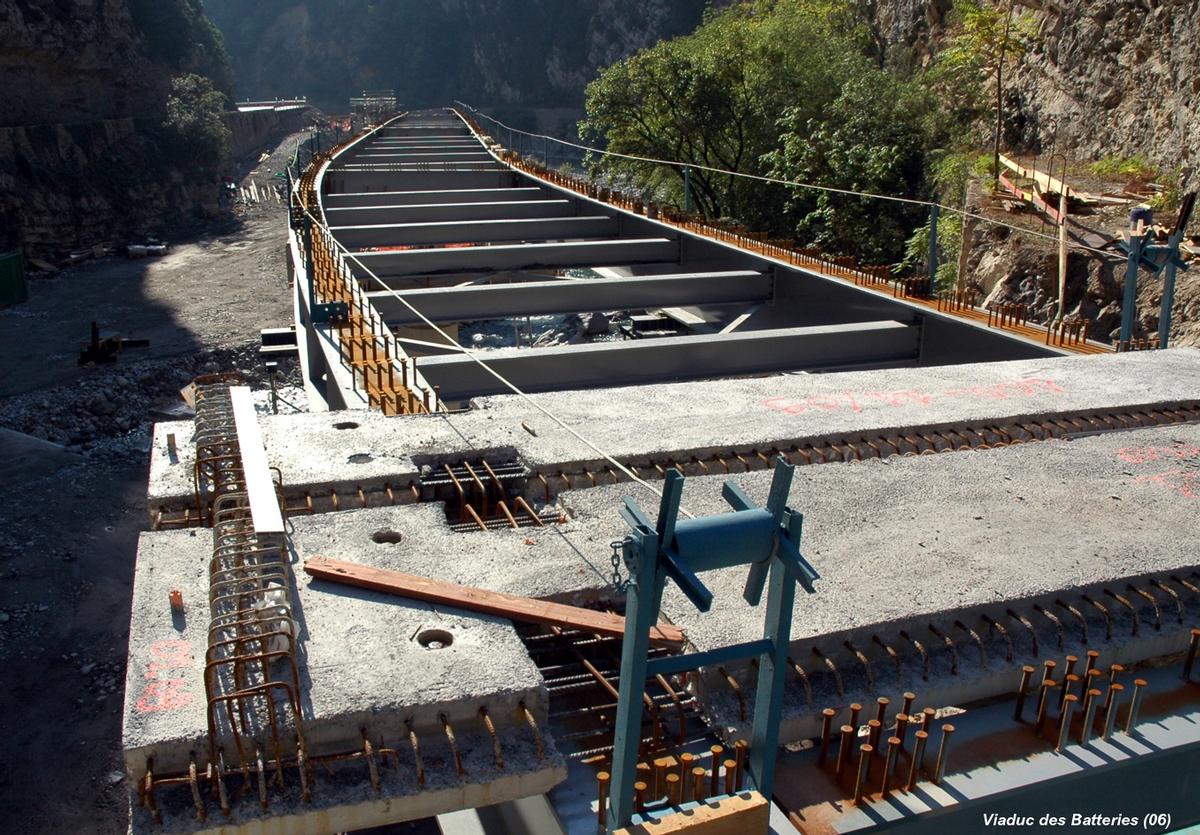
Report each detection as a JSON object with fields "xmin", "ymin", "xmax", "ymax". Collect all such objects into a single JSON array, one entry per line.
[{"xmin": 0, "ymin": 130, "xmax": 322, "ymax": 835}]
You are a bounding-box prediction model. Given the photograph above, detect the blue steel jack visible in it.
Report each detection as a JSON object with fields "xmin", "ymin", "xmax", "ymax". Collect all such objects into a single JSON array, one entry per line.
[
  {"xmin": 606, "ymin": 457, "xmax": 819, "ymax": 832},
  {"xmin": 1116, "ymin": 191, "xmax": 1194, "ymax": 349}
]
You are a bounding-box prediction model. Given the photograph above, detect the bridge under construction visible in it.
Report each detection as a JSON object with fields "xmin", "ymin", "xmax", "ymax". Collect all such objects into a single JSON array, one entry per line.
[{"xmin": 125, "ymin": 110, "xmax": 1200, "ymax": 835}]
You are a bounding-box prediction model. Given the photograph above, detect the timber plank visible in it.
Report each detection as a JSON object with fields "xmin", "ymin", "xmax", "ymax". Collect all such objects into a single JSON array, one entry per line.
[{"xmin": 304, "ymin": 555, "xmax": 686, "ymax": 648}]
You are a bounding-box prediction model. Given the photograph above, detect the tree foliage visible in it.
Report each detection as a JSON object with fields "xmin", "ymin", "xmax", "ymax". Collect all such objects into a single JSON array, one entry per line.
[
  {"xmin": 581, "ymin": 0, "xmax": 943, "ymax": 264},
  {"xmin": 163, "ymin": 74, "xmax": 231, "ymax": 170},
  {"xmin": 130, "ymin": 0, "xmax": 234, "ymax": 101}
]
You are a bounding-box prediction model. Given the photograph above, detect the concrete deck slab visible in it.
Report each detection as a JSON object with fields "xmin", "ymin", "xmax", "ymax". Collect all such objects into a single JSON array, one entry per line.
[
  {"xmin": 147, "ymin": 349, "xmax": 1200, "ymax": 510},
  {"xmin": 124, "ymin": 526, "xmax": 566, "ymax": 833}
]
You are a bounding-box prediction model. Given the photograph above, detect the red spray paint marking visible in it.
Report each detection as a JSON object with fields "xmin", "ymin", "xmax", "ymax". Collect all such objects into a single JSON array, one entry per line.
[
  {"xmin": 135, "ymin": 639, "xmax": 195, "ymax": 713},
  {"xmin": 761, "ymin": 378, "xmax": 1066, "ymax": 417}
]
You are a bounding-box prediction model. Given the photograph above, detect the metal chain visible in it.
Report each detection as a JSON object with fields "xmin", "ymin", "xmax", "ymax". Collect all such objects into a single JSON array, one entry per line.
[{"xmin": 609, "ymin": 540, "xmax": 631, "ymax": 594}]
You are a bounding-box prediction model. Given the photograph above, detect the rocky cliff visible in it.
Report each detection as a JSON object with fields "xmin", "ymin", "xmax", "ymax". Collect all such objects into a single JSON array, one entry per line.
[
  {"xmin": 866, "ymin": 0, "xmax": 1199, "ymax": 179},
  {"xmin": 0, "ymin": 0, "xmax": 248, "ymax": 259},
  {"xmin": 204, "ymin": 0, "xmax": 707, "ymax": 123}
]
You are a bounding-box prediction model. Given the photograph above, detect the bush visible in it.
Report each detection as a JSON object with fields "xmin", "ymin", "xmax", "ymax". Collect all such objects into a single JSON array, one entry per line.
[{"xmin": 163, "ymin": 74, "xmax": 231, "ymax": 170}]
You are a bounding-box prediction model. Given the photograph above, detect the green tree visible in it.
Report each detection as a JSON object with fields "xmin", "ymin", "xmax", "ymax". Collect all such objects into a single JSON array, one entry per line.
[
  {"xmin": 765, "ymin": 69, "xmax": 932, "ymax": 263},
  {"xmin": 580, "ymin": 0, "xmax": 866, "ymax": 231},
  {"xmin": 163, "ymin": 74, "xmax": 231, "ymax": 170},
  {"xmin": 933, "ymin": 0, "xmax": 1036, "ymax": 183}
]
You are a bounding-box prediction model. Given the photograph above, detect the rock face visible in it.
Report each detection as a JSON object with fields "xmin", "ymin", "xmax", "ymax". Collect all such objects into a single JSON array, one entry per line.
[
  {"xmin": 204, "ymin": 0, "xmax": 707, "ymax": 122},
  {"xmin": 868, "ymin": 0, "xmax": 1200, "ymax": 178},
  {"xmin": 0, "ymin": 0, "xmax": 236, "ymax": 258}
]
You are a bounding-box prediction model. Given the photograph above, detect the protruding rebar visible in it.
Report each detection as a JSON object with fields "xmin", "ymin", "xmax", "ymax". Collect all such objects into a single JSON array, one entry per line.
[
  {"xmin": 982, "ymin": 614, "xmax": 1015, "ymax": 662},
  {"xmin": 873, "ymin": 636, "xmax": 904, "ymax": 683},
  {"xmin": 1006, "ymin": 609, "xmax": 1039, "ymax": 657},
  {"xmin": 853, "ymin": 745, "xmax": 873, "ymax": 805},
  {"xmin": 933, "ymin": 725, "xmax": 955, "ymax": 784},
  {"xmin": 1056, "ymin": 600, "xmax": 1090, "ymax": 645},
  {"xmin": 928, "ymin": 624, "xmax": 959, "ymax": 674},
  {"xmin": 895, "ymin": 713, "xmax": 910, "ymax": 750},
  {"xmin": 1125, "ymin": 678, "xmax": 1147, "ymax": 733},
  {"xmin": 1014, "ymin": 665, "xmax": 1035, "ymax": 721},
  {"xmin": 874, "ymin": 696, "xmax": 890, "ymax": 727},
  {"xmin": 1109, "ymin": 663, "xmax": 1125, "ymax": 686},
  {"xmin": 1035, "ymin": 679, "xmax": 1058, "ymax": 737},
  {"xmin": 901, "ymin": 692, "xmax": 916, "ymax": 715},
  {"xmin": 709, "ymin": 745, "xmax": 723, "ymax": 796},
  {"xmin": 955, "ymin": 620, "xmax": 987, "ymax": 668},
  {"xmin": 666, "ymin": 772, "xmax": 681, "ymax": 805},
  {"xmin": 881, "ymin": 737, "xmax": 900, "ymax": 796},
  {"xmin": 1081, "ymin": 596, "xmax": 1113, "ymax": 641},
  {"xmin": 1085, "ymin": 650, "xmax": 1100, "ymax": 673},
  {"xmin": 849, "ymin": 702, "xmax": 863, "ymax": 730},
  {"xmin": 1080, "ymin": 688, "xmax": 1101, "ymax": 746},
  {"xmin": 844, "ymin": 641, "xmax": 875, "ymax": 693},
  {"xmin": 818, "ymin": 708, "xmax": 836, "ymax": 766},
  {"xmin": 906, "ymin": 730, "xmax": 928, "ymax": 791},
  {"xmin": 1042, "ymin": 658, "xmax": 1057, "ymax": 684},
  {"xmin": 691, "ymin": 767, "xmax": 706, "ymax": 804},
  {"xmin": 1185, "ymin": 628, "xmax": 1200, "ymax": 681},
  {"xmin": 1056, "ymin": 694, "xmax": 1077, "ymax": 752},
  {"xmin": 787, "ymin": 657, "xmax": 814, "ymax": 705},
  {"xmin": 1033, "ymin": 605, "xmax": 1065, "ymax": 651},
  {"xmin": 899, "ymin": 630, "xmax": 931, "ymax": 680},
  {"xmin": 835, "ymin": 725, "xmax": 854, "ymax": 779},
  {"xmin": 867, "ymin": 719, "xmax": 882, "ymax": 755},
  {"xmin": 723, "ymin": 759, "xmax": 737, "ymax": 795},
  {"xmin": 1102, "ymin": 684, "xmax": 1124, "ymax": 740},
  {"xmin": 597, "ymin": 771, "xmax": 610, "ymax": 830},
  {"xmin": 812, "ymin": 647, "xmax": 845, "ymax": 699}
]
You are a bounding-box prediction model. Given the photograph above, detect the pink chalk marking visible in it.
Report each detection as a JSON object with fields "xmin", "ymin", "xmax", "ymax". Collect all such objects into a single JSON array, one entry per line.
[
  {"xmin": 1131, "ymin": 469, "xmax": 1200, "ymax": 499},
  {"xmin": 761, "ymin": 378, "xmax": 1066, "ymax": 416},
  {"xmin": 135, "ymin": 639, "xmax": 194, "ymax": 714},
  {"xmin": 1117, "ymin": 445, "xmax": 1200, "ymax": 466}
]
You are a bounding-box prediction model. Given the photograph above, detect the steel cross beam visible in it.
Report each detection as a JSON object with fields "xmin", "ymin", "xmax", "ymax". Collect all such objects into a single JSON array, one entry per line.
[{"xmin": 606, "ymin": 458, "xmax": 819, "ymax": 832}]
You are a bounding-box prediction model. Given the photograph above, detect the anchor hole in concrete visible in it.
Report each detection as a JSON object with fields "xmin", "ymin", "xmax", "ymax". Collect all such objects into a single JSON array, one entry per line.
[
  {"xmin": 417, "ymin": 628, "xmax": 453, "ymax": 650},
  {"xmin": 348, "ymin": 453, "xmax": 373, "ymax": 464},
  {"xmin": 371, "ymin": 529, "xmax": 403, "ymax": 545},
  {"xmin": 334, "ymin": 421, "xmax": 359, "ymax": 430}
]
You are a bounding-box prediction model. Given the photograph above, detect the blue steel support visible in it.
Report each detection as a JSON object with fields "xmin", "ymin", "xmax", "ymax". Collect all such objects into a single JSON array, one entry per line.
[
  {"xmin": 1119, "ymin": 230, "xmax": 1146, "ymax": 348},
  {"xmin": 1160, "ymin": 245, "xmax": 1179, "ymax": 349},
  {"xmin": 608, "ymin": 478, "xmax": 677, "ymax": 831},
  {"xmin": 748, "ymin": 508, "xmax": 801, "ymax": 798},
  {"xmin": 606, "ymin": 459, "xmax": 818, "ymax": 832}
]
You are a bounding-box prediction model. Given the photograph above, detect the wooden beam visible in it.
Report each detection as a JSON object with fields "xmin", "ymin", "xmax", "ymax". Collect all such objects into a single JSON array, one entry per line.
[
  {"xmin": 304, "ymin": 555, "xmax": 686, "ymax": 648},
  {"xmin": 614, "ymin": 791, "xmax": 769, "ymax": 835}
]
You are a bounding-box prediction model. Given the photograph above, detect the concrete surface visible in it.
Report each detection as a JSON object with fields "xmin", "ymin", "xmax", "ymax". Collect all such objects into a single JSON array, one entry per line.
[
  {"xmin": 146, "ymin": 349, "xmax": 1200, "ymax": 510},
  {"xmin": 124, "ymin": 526, "xmax": 566, "ymax": 832}
]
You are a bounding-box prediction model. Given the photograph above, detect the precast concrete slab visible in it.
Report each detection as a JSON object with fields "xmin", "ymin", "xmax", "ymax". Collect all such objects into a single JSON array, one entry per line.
[
  {"xmin": 325, "ymin": 199, "xmax": 576, "ymax": 226},
  {"xmin": 146, "ymin": 349, "xmax": 1200, "ymax": 513},
  {"xmin": 414, "ymin": 320, "xmax": 921, "ymax": 400},
  {"xmin": 368, "ymin": 270, "xmax": 772, "ymax": 325},
  {"xmin": 349, "ymin": 238, "xmax": 681, "ymax": 279},
  {"xmin": 123, "ymin": 527, "xmax": 566, "ymax": 834},
  {"xmin": 330, "ymin": 216, "xmax": 617, "ymax": 248}
]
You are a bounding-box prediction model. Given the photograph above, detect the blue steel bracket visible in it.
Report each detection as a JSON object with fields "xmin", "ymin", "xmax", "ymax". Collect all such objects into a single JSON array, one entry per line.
[
  {"xmin": 311, "ymin": 301, "xmax": 349, "ymax": 325},
  {"xmin": 606, "ymin": 457, "xmax": 820, "ymax": 832}
]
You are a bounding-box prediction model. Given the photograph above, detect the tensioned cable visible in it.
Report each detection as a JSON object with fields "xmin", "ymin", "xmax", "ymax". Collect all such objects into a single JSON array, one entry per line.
[{"xmin": 454, "ymin": 101, "xmax": 1125, "ymax": 260}]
